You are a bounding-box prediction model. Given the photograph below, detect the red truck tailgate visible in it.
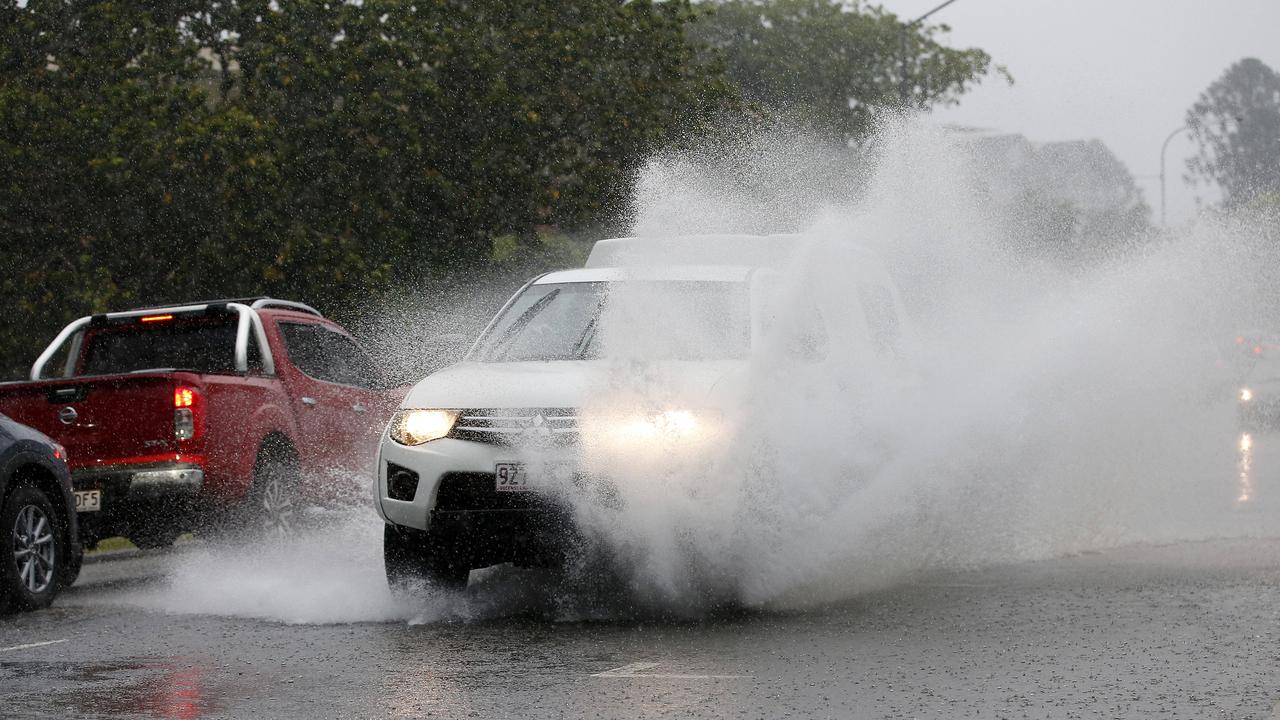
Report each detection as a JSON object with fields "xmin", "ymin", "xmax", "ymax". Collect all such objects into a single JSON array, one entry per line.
[{"xmin": 0, "ymin": 373, "xmax": 183, "ymax": 472}]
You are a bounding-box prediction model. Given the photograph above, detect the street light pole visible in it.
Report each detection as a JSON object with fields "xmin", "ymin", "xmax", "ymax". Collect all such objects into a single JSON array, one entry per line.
[
  {"xmin": 1160, "ymin": 125, "xmax": 1188, "ymax": 227},
  {"xmin": 900, "ymin": 0, "xmax": 964, "ymax": 107}
]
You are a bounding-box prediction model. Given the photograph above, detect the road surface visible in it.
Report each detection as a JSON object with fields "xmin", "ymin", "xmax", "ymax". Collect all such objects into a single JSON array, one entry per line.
[{"xmin": 2, "ymin": 535, "xmax": 1279, "ymax": 719}]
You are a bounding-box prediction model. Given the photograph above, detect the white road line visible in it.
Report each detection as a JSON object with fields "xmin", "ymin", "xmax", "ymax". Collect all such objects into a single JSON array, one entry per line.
[
  {"xmin": 0, "ymin": 639, "xmax": 68, "ymax": 653},
  {"xmin": 592, "ymin": 661, "xmax": 741, "ymax": 679},
  {"xmin": 593, "ymin": 662, "xmax": 662, "ymax": 677}
]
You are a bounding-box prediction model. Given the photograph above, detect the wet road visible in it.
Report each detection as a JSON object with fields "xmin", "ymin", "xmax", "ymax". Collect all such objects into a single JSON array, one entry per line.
[
  {"xmin": 4, "ymin": 423, "xmax": 1280, "ymax": 719},
  {"xmin": 2, "ymin": 536, "xmax": 1280, "ymax": 719}
]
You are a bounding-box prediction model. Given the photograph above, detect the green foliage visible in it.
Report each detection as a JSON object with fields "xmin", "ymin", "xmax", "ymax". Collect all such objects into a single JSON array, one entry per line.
[
  {"xmin": 1186, "ymin": 58, "xmax": 1280, "ymax": 209},
  {"xmin": 0, "ymin": 0, "xmax": 998, "ymax": 378},
  {"xmin": 0, "ymin": 0, "xmax": 733, "ymax": 377},
  {"xmin": 691, "ymin": 0, "xmax": 1002, "ymax": 142}
]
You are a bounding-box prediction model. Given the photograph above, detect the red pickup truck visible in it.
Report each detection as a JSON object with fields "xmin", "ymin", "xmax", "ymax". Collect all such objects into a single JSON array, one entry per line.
[{"xmin": 0, "ymin": 298, "xmax": 399, "ymax": 548}]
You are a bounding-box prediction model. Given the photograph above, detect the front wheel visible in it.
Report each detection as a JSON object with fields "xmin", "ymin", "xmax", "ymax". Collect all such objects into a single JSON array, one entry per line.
[
  {"xmin": 383, "ymin": 524, "xmax": 469, "ymax": 593},
  {"xmin": 1, "ymin": 484, "xmax": 69, "ymax": 613}
]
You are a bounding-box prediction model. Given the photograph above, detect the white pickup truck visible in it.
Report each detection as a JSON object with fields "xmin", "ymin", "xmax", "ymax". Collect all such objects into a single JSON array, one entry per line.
[{"xmin": 375, "ymin": 234, "xmax": 911, "ymax": 589}]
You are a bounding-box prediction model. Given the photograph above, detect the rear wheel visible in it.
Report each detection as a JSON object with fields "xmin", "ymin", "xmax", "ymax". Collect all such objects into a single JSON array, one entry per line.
[
  {"xmin": 384, "ymin": 524, "xmax": 469, "ymax": 593},
  {"xmin": 1, "ymin": 484, "xmax": 69, "ymax": 613},
  {"xmin": 250, "ymin": 452, "xmax": 300, "ymax": 537},
  {"xmin": 213, "ymin": 443, "xmax": 302, "ymax": 542}
]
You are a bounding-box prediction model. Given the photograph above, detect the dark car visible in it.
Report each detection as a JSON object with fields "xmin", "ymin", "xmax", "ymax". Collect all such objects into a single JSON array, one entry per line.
[{"xmin": 1, "ymin": 413, "xmax": 82, "ymax": 613}]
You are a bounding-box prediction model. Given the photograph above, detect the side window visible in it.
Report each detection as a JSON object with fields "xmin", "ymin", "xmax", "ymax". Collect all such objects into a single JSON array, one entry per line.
[
  {"xmin": 859, "ymin": 283, "xmax": 902, "ymax": 359},
  {"xmin": 279, "ymin": 322, "xmax": 377, "ymax": 388},
  {"xmin": 321, "ymin": 331, "xmax": 378, "ymax": 388}
]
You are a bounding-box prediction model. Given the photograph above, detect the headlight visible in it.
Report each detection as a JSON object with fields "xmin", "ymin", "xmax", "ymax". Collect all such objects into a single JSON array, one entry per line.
[
  {"xmin": 1240, "ymin": 387, "xmax": 1254, "ymax": 402},
  {"xmin": 389, "ymin": 409, "xmax": 458, "ymax": 446},
  {"xmin": 615, "ymin": 409, "xmax": 711, "ymax": 442}
]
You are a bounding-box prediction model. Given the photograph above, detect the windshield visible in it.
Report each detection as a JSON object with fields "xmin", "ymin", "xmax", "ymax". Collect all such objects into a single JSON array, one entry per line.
[{"xmin": 475, "ymin": 281, "xmax": 750, "ymax": 362}]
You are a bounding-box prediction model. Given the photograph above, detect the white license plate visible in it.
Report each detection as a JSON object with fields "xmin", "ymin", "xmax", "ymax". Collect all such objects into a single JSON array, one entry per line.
[
  {"xmin": 495, "ymin": 463, "xmax": 530, "ymax": 492},
  {"xmin": 74, "ymin": 490, "xmax": 101, "ymax": 513}
]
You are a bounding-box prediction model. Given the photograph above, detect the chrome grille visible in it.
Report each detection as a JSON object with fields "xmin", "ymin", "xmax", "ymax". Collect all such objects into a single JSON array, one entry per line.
[{"xmin": 448, "ymin": 408, "xmax": 579, "ymax": 446}]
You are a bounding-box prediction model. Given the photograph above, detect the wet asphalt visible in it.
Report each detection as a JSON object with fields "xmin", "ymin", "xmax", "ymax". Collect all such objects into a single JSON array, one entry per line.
[
  {"xmin": 2, "ymin": 536, "xmax": 1279, "ymax": 719},
  {"xmin": 5, "ymin": 419, "xmax": 1280, "ymax": 719}
]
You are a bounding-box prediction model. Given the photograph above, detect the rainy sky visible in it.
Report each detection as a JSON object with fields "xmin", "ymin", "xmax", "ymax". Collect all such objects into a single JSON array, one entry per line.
[{"xmin": 884, "ymin": 0, "xmax": 1280, "ymax": 225}]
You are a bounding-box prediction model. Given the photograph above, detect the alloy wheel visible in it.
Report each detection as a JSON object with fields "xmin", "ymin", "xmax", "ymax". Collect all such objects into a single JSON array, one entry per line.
[
  {"xmin": 259, "ymin": 474, "xmax": 295, "ymax": 537},
  {"xmin": 11, "ymin": 505, "xmax": 55, "ymax": 594}
]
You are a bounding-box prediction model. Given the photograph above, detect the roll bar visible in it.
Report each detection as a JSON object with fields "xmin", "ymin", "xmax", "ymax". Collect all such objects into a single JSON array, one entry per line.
[{"xmin": 30, "ymin": 302, "xmax": 277, "ymax": 380}]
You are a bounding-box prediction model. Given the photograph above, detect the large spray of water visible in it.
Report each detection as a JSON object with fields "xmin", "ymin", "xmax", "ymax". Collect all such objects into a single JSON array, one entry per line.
[
  {"xmin": 80, "ymin": 119, "xmax": 1280, "ymax": 624},
  {"xmin": 560, "ymin": 119, "xmax": 1278, "ymax": 613}
]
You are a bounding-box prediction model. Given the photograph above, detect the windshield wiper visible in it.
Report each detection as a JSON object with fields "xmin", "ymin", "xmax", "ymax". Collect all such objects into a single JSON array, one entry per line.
[
  {"xmin": 572, "ymin": 297, "xmax": 607, "ymax": 360},
  {"xmin": 486, "ymin": 289, "xmax": 561, "ymax": 361}
]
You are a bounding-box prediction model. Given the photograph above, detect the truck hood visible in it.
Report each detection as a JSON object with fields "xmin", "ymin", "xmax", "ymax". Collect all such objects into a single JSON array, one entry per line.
[{"xmin": 401, "ymin": 360, "xmax": 747, "ymax": 411}]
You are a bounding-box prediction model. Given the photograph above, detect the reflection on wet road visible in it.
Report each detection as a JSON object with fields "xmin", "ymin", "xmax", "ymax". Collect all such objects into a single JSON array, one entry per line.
[
  {"xmin": 1237, "ymin": 432, "xmax": 1253, "ymax": 505},
  {"xmin": 1232, "ymin": 426, "xmax": 1280, "ymax": 510}
]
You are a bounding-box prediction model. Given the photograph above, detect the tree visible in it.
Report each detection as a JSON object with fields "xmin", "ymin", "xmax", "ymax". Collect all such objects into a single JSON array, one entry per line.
[
  {"xmin": 966, "ymin": 134, "xmax": 1150, "ymax": 262},
  {"xmin": 1186, "ymin": 58, "xmax": 1280, "ymax": 209},
  {"xmin": 0, "ymin": 0, "xmax": 739, "ymax": 377},
  {"xmin": 691, "ymin": 0, "xmax": 1002, "ymax": 142}
]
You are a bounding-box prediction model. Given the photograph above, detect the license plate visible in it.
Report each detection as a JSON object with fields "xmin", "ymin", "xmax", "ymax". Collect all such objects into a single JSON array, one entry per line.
[
  {"xmin": 74, "ymin": 490, "xmax": 101, "ymax": 513},
  {"xmin": 495, "ymin": 463, "xmax": 530, "ymax": 492}
]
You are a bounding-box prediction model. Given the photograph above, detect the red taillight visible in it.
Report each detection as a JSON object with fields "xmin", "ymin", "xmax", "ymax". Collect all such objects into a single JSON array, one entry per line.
[
  {"xmin": 1254, "ymin": 346, "xmax": 1263, "ymax": 356},
  {"xmin": 141, "ymin": 314, "xmax": 174, "ymax": 323},
  {"xmin": 174, "ymin": 387, "xmax": 196, "ymax": 408},
  {"xmin": 174, "ymin": 386, "xmax": 199, "ymax": 440}
]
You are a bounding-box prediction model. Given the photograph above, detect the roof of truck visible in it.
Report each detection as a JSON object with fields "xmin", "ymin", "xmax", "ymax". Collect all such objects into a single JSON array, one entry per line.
[
  {"xmin": 584, "ymin": 234, "xmax": 805, "ymax": 269},
  {"xmin": 535, "ymin": 265, "xmax": 755, "ymax": 285},
  {"xmin": 114, "ymin": 297, "xmax": 322, "ymax": 318}
]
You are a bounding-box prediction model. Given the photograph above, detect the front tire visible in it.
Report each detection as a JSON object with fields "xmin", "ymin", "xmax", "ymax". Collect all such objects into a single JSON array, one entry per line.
[
  {"xmin": 1, "ymin": 484, "xmax": 69, "ymax": 613},
  {"xmin": 384, "ymin": 524, "xmax": 469, "ymax": 593}
]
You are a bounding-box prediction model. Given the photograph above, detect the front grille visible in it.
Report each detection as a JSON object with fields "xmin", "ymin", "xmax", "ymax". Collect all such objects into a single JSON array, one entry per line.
[
  {"xmin": 433, "ymin": 472, "xmax": 546, "ymax": 512},
  {"xmin": 447, "ymin": 408, "xmax": 578, "ymax": 446}
]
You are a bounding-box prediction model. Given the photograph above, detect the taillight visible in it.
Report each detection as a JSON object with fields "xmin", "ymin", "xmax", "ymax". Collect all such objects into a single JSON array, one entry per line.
[{"xmin": 174, "ymin": 386, "xmax": 199, "ymax": 440}]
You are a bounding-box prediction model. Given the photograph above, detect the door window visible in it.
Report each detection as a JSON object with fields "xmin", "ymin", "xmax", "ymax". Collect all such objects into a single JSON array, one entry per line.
[{"xmin": 278, "ymin": 322, "xmax": 378, "ymax": 388}]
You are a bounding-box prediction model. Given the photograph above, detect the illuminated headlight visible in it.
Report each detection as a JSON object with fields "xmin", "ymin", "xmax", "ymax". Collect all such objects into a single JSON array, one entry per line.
[
  {"xmin": 615, "ymin": 409, "xmax": 713, "ymax": 442},
  {"xmin": 1240, "ymin": 388, "xmax": 1254, "ymax": 403},
  {"xmin": 389, "ymin": 409, "xmax": 458, "ymax": 446}
]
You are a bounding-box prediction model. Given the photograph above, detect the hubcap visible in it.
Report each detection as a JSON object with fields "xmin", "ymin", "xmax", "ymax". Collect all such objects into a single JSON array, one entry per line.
[
  {"xmin": 12, "ymin": 505, "xmax": 56, "ymax": 594},
  {"xmin": 259, "ymin": 474, "xmax": 295, "ymax": 537}
]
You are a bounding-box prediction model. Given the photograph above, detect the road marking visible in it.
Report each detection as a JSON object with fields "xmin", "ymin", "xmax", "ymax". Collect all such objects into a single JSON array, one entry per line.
[
  {"xmin": 592, "ymin": 661, "xmax": 741, "ymax": 679},
  {"xmin": 0, "ymin": 639, "xmax": 68, "ymax": 653}
]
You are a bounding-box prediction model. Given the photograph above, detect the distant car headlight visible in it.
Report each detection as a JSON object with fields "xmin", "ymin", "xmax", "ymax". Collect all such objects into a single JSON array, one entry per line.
[
  {"xmin": 1240, "ymin": 387, "xmax": 1254, "ymax": 403},
  {"xmin": 389, "ymin": 409, "xmax": 458, "ymax": 446}
]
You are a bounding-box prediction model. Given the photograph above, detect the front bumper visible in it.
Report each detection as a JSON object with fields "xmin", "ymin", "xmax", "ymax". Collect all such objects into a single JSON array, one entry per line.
[
  {"xmin": 376, "ymin": 437, "xmax": 576, "ymax": 532},
  {"xmin": 72, "ymin": 464, "xmax": 204, "ymax": 542}
]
